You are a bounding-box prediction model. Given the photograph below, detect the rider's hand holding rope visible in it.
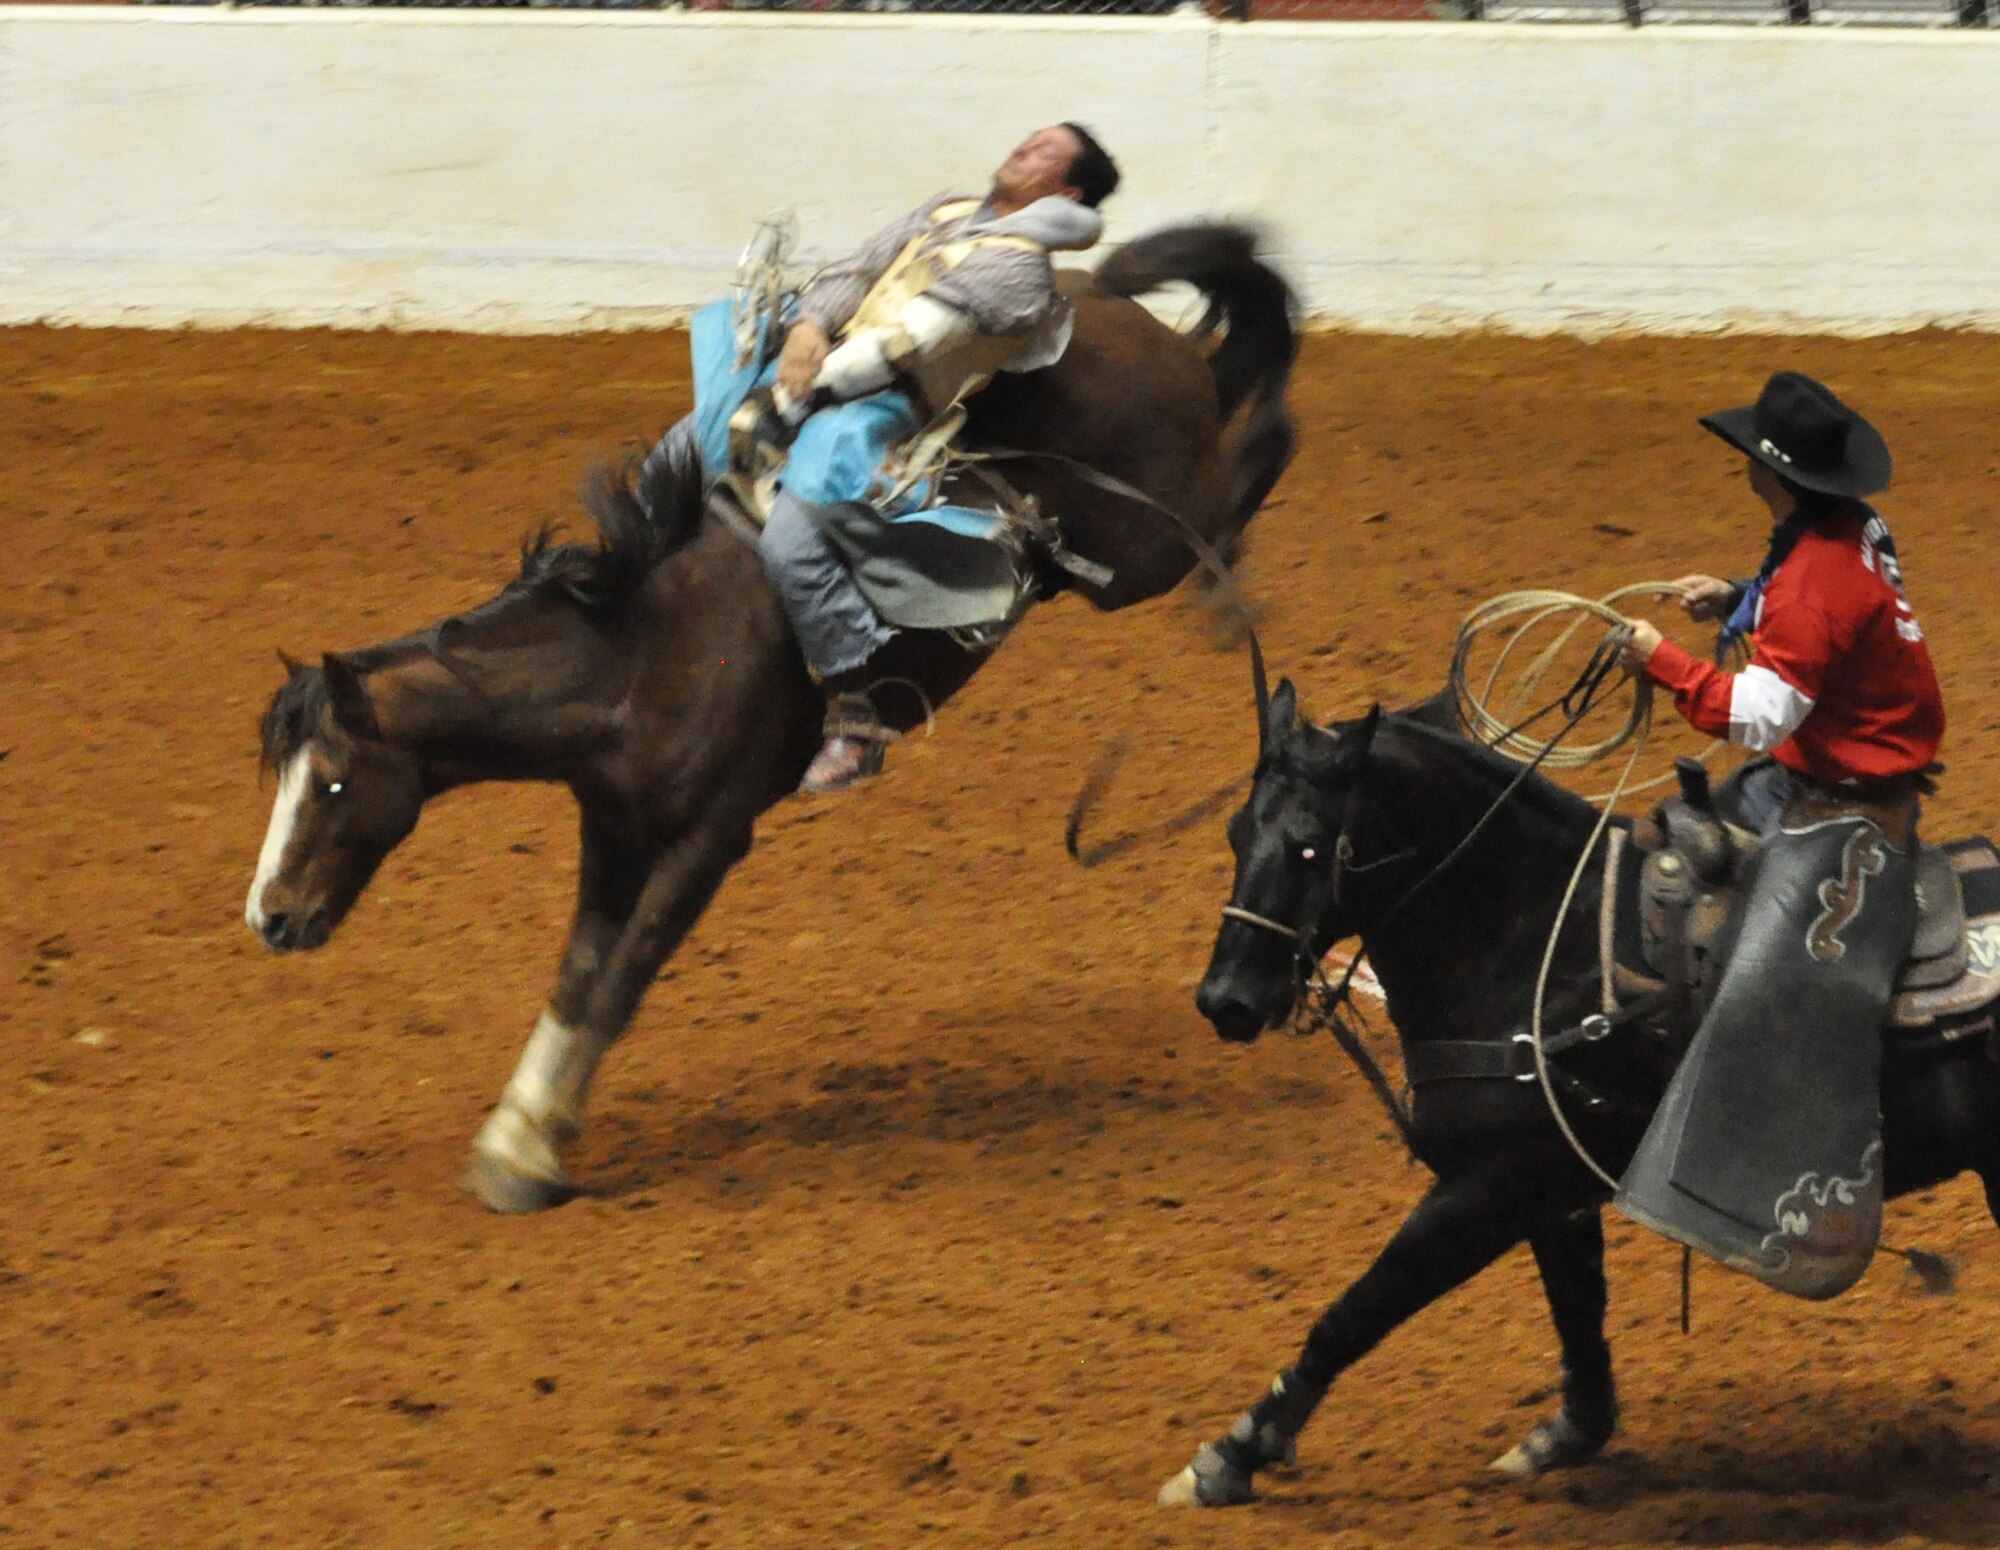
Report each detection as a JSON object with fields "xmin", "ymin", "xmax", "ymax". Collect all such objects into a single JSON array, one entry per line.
[{"xmin": 1449, "ymin": 581, "xmax": 1724, "ymax": 1192}]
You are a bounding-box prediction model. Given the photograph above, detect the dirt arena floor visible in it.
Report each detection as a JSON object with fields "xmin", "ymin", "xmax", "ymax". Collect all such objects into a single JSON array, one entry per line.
[{"xmin": 4, "ymin": 323, "xmax": 1999, "ymax": 1549}]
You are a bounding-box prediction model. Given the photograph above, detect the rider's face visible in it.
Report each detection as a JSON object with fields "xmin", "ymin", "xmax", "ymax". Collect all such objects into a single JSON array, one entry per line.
[
  {"xmin": 992, "ymin": 126, "xmax": 1085, "ymax": 207},
  {"xmin": 1747, "ymin": 456, "xmax": 1799, "ymax": 521}
]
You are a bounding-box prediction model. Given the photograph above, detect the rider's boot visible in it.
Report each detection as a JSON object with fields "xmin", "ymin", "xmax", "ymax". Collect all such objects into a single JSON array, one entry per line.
[{"xmin": 800, "ymin": 690, "xmax": 895, "ymax": 794}]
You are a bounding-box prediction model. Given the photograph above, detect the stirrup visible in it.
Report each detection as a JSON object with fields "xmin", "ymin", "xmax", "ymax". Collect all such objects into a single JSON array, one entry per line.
[{"xmin": 822, "ymin": 691, "xmax": 899, "ymax": 745}]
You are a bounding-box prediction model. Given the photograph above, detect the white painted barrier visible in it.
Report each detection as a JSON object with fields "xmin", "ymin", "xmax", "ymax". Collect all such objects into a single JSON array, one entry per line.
[{"xmin": 3, "ymin": 6, "xmax": 1997, "ymax": 334}]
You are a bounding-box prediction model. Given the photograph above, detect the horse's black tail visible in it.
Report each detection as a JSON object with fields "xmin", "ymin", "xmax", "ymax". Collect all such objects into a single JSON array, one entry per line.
[{"xmin": 1093, "ymin": 222, "xmax": 1300, "ymax": 423}]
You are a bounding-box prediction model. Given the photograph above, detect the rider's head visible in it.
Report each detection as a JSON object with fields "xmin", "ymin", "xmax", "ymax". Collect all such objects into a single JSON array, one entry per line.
[
  {"xmin": 1701, "ymin": 371, "xmax": 1891, "ymax": 526},
  {"xmin": 991, "ymin": 124, "xmax": 1121, "ymax": 213}
]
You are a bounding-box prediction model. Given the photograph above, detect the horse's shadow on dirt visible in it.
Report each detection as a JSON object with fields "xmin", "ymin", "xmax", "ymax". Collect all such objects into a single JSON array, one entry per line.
[
  {"xmin": 571, "ymin": 1021, "xmax": 1343, "ymax": 1204},
  {"xmin": 1277, "ymin": 1386, "xmax": 2000, "ymax": 1546},
  {"xmin": 1264, "ymin": 1408, "xmax": 2000, "ymax": 1550},
  {"xmin": 1543, "ymin": 1414, "xmax": 2000, "ymax": 1545}
]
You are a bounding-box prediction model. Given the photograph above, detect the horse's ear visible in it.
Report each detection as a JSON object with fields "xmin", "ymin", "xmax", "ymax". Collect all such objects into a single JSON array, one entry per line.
[
  {"xmin": 277, "ymin": 649, "xmax": 305, "ymax": 677},
  {"xmin": 1339, "ymin": 702, "xmax": 1384, "ymax": 773},
  {"xmin": 1264, "ymin": 678, "xmax": 1298, "ymax": 755},
  {"xmin": 321, "ymin": 654, "xmax": 380, "ymax": 740}
]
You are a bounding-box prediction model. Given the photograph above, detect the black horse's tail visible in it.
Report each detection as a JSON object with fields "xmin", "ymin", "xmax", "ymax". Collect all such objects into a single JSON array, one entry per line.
[{"xmin": 1093, "ymin": 222, "xmax": 1300, "ymax": 424}]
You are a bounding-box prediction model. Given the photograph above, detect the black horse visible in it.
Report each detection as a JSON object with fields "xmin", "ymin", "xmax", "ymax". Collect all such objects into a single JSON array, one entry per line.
[{"xmin": 1162, "ymin": 681, "xmax": 2000, "ymax": 1507}]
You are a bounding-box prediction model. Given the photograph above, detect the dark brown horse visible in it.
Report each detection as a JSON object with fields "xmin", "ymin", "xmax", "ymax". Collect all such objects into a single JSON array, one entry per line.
[{"xmin": 244, "ymin": 225, "xmax": 1298, "ymax": 1212}]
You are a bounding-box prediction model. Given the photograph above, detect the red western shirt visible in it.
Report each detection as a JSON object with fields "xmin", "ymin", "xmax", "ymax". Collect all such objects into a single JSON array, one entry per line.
[{"xmin": 1642, "ymin": 504, "xmax": 1945, "ymax": 783}]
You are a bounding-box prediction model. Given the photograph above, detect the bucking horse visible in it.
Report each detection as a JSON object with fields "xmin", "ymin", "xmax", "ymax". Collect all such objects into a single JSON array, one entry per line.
[{"xmin": 244, "ymin": 224, "xmax": 1298, "ymax": 1213}]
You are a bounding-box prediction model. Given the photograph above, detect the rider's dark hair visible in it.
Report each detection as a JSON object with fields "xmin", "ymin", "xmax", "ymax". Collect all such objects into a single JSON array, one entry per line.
[
  {"xmin": 1778, "ymin": 476, "xmax": 1848, "ymax": 526},
  {"xmin": 1060, "ymin": 122, "xmax": 1121, "ymax": 209}
]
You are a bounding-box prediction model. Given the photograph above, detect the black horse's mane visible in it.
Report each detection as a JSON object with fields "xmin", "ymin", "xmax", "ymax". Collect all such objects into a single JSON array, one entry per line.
[
  {"xmin": 260, "ymin": 447, "xmax": 707, "ymax": 775},
  {"xmin": 1295, "ymin": 708, "xmax": 1601, "ymax": 849}
]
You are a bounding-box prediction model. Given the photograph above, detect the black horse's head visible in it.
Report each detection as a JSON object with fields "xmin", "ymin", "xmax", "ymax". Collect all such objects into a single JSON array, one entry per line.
[{"xmin": 1196, "ymin": 680, "xmax": 1384, "ymax": 1043}]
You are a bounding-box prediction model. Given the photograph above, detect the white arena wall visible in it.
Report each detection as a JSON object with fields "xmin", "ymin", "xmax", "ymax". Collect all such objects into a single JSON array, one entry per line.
[{"xmin": 4, "ymin": 5, "xmax": 1998, "ymax": 335}]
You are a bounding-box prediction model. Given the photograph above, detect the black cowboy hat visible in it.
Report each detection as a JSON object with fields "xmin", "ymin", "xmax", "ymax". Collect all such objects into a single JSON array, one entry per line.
[{"xmin": 1699, "ymin": 371, "xmax": 1891, "ymax": 498}]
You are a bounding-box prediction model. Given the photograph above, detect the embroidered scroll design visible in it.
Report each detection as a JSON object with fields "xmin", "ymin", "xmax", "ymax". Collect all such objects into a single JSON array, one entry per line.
[{"xmin": 1807, "ymin": 827, "xmax": 1888, "ymax": 964}]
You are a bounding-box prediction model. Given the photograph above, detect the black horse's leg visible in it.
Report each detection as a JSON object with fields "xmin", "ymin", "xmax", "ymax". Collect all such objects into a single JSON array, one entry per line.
[
  {"xmin": 1490, "ymin": 1207, "xmax": 1619, "ymax": 1477},
  {"xmin": 464, "ymin": 808, "xmax": 664, "ymax": 1213},
  {"xmin": 1158, "ymin": 1157, "xmax": 1548, "ymax": 1508}
]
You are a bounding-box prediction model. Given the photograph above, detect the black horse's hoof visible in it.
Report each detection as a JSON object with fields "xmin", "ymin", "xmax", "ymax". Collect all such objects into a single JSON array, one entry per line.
[
  {"xmin": 1489, "ymin": 1410, "xmax": 1612, "ymax": 1479},
  {"xmin": 1157, "ymin": 1443, "xmax": 1258, "ymax": 1508}
]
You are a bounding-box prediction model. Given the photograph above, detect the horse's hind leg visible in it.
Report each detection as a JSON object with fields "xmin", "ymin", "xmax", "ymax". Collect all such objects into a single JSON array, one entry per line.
[
  {"xmin": 465, "ymin": 811, "xmax": 656, "ymax": 1213},
  {"xmin": 1490, "ymin": 1207, "xmax": 1618, "ymax": 1478},
  {"xmin": 1158, "ymin": 1158, "xmax": 1542, "ymax": 1509}
]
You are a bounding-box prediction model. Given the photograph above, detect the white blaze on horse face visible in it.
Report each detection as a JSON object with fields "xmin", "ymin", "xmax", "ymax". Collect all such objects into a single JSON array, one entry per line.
[{"xmin": 245, "ymin": 750, "xmax": 310, "ymax": 932}]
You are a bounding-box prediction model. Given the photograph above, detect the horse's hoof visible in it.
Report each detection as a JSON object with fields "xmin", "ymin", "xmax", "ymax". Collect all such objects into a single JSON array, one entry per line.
[
  {"xmin": 1489, "ymin": 1412, "xmax": 1609, "ymax": 1479},
  {"xmin": 1156, "ymin": 1444, "xmax": 1256, "ymax": 1508},
  {"xmin": 461, "ymin": 1150, "xmax": 576, "ymax": 1214}
]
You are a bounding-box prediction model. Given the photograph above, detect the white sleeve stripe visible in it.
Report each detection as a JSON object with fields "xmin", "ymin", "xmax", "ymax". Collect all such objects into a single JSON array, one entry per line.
[{"xmin": 1728, "ymin": 664, "xmax": 1816, "ymax": 752}]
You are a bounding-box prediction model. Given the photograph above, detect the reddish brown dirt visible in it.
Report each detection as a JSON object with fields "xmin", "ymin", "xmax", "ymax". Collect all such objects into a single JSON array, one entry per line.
[{"xmin": 3, "ymin": 325, "xmax": 1998, "ymax": 1549}]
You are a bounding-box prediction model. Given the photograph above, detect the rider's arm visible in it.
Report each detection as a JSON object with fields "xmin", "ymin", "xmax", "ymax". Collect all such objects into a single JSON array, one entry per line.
[
  {"xmin": 814, "ymin": 295, "xmax": 976, "ymax": 401},
  {"xmin": 796, "ymin": 196, "xmax": 955, "ymax": 338},
  {"xmin": 1641, "ymin": 571, "xmax": 1837, "ymax": 752}
]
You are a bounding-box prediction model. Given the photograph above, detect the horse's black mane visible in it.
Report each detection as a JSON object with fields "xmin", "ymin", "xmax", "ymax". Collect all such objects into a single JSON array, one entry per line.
[
  {"xmin": 511, "ymin": 447, "xmax": 705, "ymax": 612},
  {"xmin": 1289, "ymin": 708, "xmax": 1600, "ymax": 842},
  {"xmin": 259, "ymin": 445, "xmax": 707, "ymax": 775}
]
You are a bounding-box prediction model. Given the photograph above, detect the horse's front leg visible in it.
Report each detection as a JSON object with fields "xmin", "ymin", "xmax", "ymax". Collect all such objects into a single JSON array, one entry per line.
[
  {"xmin": 465, "ymin": 810, "xmax": 753, "ymax": 1211},
  {"xmin": 1490, "ymin": 1207, "xmax": 1619, "ymax": 1477},
  {"xmin": 1157, "ymin": 1157, "xmax": 1543, "ymax": 1509},
  {"xmin": 465, "ymin": 810, "xmax": 657, "ymax": 1212}
]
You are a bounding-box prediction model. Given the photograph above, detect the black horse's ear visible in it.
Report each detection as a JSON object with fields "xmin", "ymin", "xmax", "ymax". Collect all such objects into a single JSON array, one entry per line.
[
  {"xmin": 1339, "ymin": 702, "xmax": 1384, "ymax": 773},
  {"xmin": 277, "ymin": 649, "xmax": 305, "ymax": 677},
  {"xmin": 321, "ymin": 654, "xmax": 380, "ymax": 740},
  {"xmin": 1264, "ymin": 678, "xmax": 1298, "ymax": 755},
  {"xmin": 1250, "ymin": 629, "xmax": 1272, "ymax": 751}
]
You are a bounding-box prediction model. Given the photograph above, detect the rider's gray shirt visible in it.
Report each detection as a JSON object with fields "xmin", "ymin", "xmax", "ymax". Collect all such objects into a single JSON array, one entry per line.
[{"xmin": 797, "ymin": 193, "xmax": 1100, "ymax": 340}]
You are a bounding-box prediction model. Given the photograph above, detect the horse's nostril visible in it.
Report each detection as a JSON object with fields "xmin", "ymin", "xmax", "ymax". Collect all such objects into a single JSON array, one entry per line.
[{"xmin": 261, "ymin": 911, "xmax": 292, "ymax": 947}]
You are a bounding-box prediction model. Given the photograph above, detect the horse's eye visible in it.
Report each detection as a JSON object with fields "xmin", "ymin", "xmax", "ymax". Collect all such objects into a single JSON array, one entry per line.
[
  {"xmin": 1301, "ymin": 846, "xmax": 1316, "ymax": 862},
  {"xmin": 326, "ymin": 781, "xmax": 345, "ymax": 797}
]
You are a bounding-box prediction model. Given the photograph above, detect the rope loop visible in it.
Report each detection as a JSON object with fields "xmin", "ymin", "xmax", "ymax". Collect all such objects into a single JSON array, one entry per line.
[{"xmin": 1446, "ymin": 582, "xmax": 1742, "ymax": 1192}]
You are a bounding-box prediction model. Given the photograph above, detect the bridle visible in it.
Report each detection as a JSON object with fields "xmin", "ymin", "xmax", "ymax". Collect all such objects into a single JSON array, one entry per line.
[
  {"xmin": 1208, "ymin": 634, "xmax": 1637, "ymax": 1155},
  {"xmin": 1219, "ymin": 736, "xmax": 1423, "ymax": 956},
  {"xmin": 1219, "ymin": 829, "xmax": 1417, "ymax": 949}
]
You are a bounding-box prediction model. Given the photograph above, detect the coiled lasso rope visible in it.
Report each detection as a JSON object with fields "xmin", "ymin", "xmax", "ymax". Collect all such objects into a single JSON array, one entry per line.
[{"xmin": 1448, "ymin": 583, "xmax": 1736, "ymax": 1191}]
